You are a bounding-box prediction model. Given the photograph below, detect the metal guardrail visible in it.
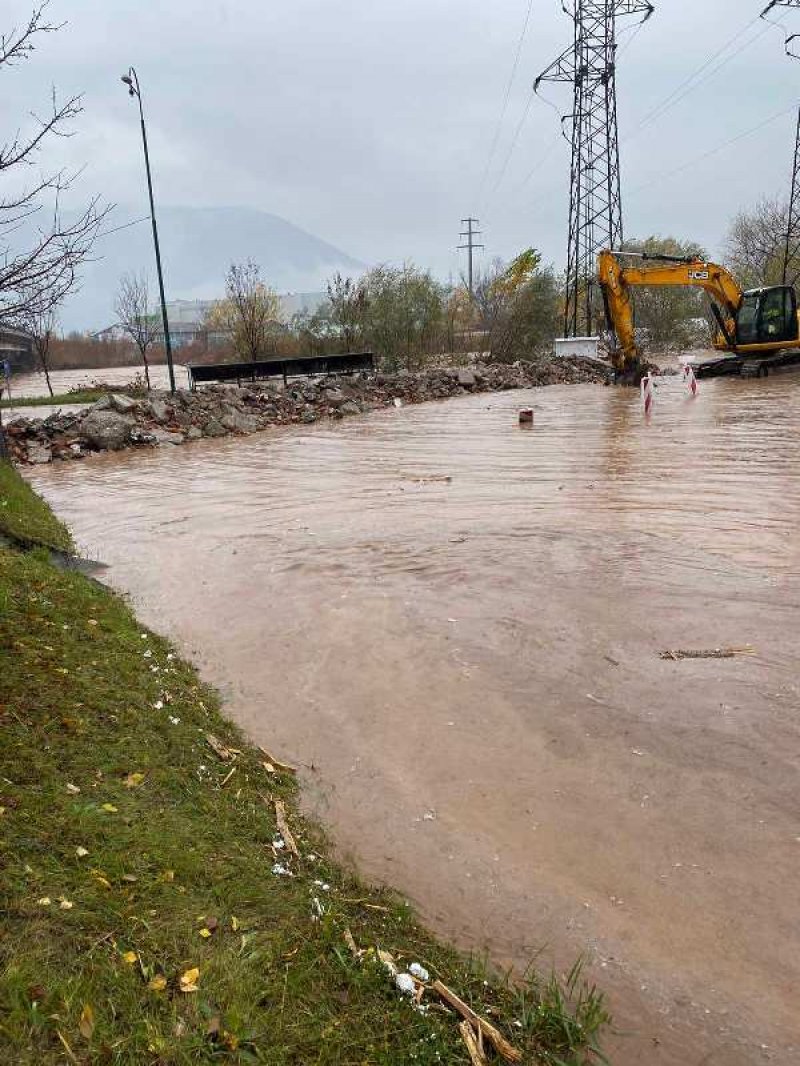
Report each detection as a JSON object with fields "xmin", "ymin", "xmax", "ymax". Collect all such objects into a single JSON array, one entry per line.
[{"xmin": 187, "ymin": 352, "xmax": 375, "ymax": 389}]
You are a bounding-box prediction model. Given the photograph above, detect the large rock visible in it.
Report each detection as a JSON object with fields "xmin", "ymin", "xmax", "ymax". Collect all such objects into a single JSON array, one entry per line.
[
  {"xmin": 27, "ymin": 441, "xmax": 52, "ymax": 464},
  {"xmin": 146, "ymin": 398, "xmax": 170, "ymax": 423},
  {"xmin": 80, "ymin": 410, "xmax": 135, "ymax": 451},
  {"xmin": 457, "ymin": 369, "xmax": 477, "ymax": 387},
  {"xmin": 202, "ymin": 418, "xmax": 226, "ymax": 438},
  {"xmin": 151, "ymin": 428, "xmax": 184, "ymax": 446},
  {"xmin": 340, "ymin": 400, "xmax": 361, "ymax": 416},
  {"xmin": 109, "ymin": 393, "xmax": 139, "ymax": 414},
  {"xmin": 220, "ymin": 409, "xmax": 259, "ymax": 433}
]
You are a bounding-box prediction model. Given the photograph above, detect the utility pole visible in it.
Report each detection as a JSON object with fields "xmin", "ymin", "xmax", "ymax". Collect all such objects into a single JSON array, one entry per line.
[
  {"xmin": 120, "ymin": 67, "xmax": 176, "ymax": 393},
  {"xmin": 761, "ymin": 1, "xmax": 800, "ymax": 285},
  {"xmin": 535, "ymin": 1, "xmax": 655, "ymax": 338},
  {"xmin": 459, "ymin": 218, "xmax": 484, "ymax": 297}
]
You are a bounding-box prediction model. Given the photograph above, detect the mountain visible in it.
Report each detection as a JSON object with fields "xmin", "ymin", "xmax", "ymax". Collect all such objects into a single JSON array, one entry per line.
[{"xmin": 61, "ymin": 205, "xmax": 367, "ymax": 332}]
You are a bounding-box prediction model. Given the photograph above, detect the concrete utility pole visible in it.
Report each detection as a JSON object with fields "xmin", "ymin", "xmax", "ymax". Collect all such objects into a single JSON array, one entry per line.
[
  {"xmin": 459, "ymin": 218, "xmax": 484, "ymax": 297},
  {"xmin": 761, "ymin": 1, "xmax": 800, "ymax": 285}
]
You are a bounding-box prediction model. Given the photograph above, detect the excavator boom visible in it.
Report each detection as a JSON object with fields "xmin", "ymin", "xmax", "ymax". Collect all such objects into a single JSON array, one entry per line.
[{"xmin": 597, "ymin": 250, "xmax": 744, "ymax": 376}]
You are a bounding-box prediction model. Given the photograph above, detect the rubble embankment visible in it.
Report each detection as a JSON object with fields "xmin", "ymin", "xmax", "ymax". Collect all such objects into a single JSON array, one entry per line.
[{"xmin": 6, "ymin": 357, "xmax": 611, "ymax": 465}]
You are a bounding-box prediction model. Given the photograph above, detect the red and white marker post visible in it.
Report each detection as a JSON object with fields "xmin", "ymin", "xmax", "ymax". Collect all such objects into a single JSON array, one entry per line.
[
  {"xmin": 682, "ymin": 363, "xmax": 698, "ymax": 397},
  {"xmin": 641, "ymin": 372, "xmax": 654, "ymax": 416}
]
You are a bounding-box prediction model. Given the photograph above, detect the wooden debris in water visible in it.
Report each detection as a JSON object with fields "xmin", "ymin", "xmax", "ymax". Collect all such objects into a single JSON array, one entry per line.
[
  {"xmin": 459, "ymin": 1019, "xmax": 489, "ymax": 1066},
  {"xmin": 659, "ymin": 645, "xmax": 754, "ymax": 661},
  {"xmin": 258, "ymin": 745, "xmax": 298, "ymax": 774},
  {"xmin": 431, "ymin": 980, "xmax": 522, "ymax": 1063}
]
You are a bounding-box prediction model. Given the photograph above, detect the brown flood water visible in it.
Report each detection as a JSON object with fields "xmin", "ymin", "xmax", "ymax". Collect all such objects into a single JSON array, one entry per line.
[{"xmin": 28, "ymin": 377, "xmax": 800, "ymax": 1065}]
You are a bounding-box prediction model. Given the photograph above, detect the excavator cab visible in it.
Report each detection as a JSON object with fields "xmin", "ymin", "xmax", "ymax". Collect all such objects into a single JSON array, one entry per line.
[{"xmin": 735, "ymin": 286, "xmax": 798, "ymax": 346}]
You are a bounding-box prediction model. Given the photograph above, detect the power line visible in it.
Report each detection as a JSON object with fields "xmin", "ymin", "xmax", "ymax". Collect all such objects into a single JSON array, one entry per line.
[
  {"xmin": 96, "ymin": 214, "xmax": 151, "ymax": 239},
  {"xmin": 624, "ymin": 16, "xmax": 765, "ymax": 142},
  {"xmin": 483, "ymin": 90, "xmax": 534, "ymax": 207},
  {"xmin": 474, "ymin": 0, "xmax": 535, "ymax": 205},
  {"xmin": 628, "ymin": 104, "xmax": 796, "ymax": 197}
]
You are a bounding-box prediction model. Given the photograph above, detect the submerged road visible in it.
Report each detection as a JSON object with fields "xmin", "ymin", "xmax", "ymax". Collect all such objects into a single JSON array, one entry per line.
[{"xmin": 29, "ymin": 377, "xmax": 800, "ymax": 1065}]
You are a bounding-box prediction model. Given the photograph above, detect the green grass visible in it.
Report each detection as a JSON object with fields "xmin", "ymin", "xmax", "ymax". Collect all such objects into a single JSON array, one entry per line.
[
  {"xmin": 0, "ymin": 461, "xmax": 73, "ymax": 552},
  {"xmin": 0, "ymin": 478, "xmax": 611, "ymax": 1065},
  {"xmin": 1, "ymin": 389, "xmax": 106, "ymax": 409}
]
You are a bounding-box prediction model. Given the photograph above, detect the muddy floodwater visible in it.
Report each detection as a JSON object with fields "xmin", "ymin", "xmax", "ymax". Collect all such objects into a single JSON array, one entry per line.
[{"xmin": 28, "ymin": 378, "xmax": 800, "ymax": 1065}]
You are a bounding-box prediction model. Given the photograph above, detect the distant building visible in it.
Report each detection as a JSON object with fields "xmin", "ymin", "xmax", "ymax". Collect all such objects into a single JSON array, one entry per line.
[
  {"xmin": 0, "ymin": 326, "xmax": 34, "ymax": 372},
  {"xmin": 93, "ymin": 292, "xmax": 329, "ymax": 352}
]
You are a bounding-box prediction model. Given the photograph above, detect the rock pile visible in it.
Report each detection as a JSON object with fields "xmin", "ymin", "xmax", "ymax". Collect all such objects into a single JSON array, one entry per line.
[{"xmin": 5, "ymin": 357, "xmax": 611, "ymax": 465}]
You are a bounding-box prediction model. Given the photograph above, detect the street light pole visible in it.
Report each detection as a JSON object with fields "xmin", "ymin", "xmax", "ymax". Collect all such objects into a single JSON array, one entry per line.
[{"xmin": 121, "ymin": 67, "xmax": 176, "ymax": 393}]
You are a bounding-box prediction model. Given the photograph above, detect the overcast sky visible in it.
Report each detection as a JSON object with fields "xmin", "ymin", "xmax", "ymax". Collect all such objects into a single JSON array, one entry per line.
[{"xmin": 5, "ymin": 0, "xmax": 800, "ymax": 290}]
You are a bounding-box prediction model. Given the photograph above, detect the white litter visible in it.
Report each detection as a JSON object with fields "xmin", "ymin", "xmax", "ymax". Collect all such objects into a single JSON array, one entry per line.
[
  {"xmin": 153, "ymin": 700, "xmax": 164, "ymax": 710},
  {"xmin": 272, "ymin": 863, "xmax": 293, "ymax": 877},
  {"xmin": 408, "ymin": 962, "xmax": 429, "ymax": 982},
  {"xmin": 393, "ymin": 397, "xmax": 403, "ymax": 408},
  {"xmin": 395, "ymin": 973, "xmax": 415, "ymax": 995},
  {"xmin": 143, "ymin": 649, "xmax": 152, "ymax": 659}
]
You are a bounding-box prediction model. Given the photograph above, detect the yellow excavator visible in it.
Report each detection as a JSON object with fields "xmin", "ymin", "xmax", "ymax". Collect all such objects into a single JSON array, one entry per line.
[{"xmin": 597, "ymin": 249, "xmax": 800, "ymax": 379}]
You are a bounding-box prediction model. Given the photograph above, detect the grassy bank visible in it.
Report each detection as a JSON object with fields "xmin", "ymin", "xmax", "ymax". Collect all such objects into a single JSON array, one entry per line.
[
  {"xmin": 0, "ymin": 462, "xmax": 610, "ymax": 1064},
  {"xmin": 0, "ymin": 461, "xmax": 73, "ymax": 551},
  {"xmin": 1, "ymin": 389, "xmax": 106, "ymax": 410}
]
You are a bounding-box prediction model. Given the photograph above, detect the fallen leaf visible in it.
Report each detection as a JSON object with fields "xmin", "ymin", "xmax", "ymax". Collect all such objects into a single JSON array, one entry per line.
[
  {"xmin": 160, "ymin": 869, "xmax": 175, "ymax": 883},
  {"xmin": 79, "ymin": 1003, "xmax": 94, "ymax": 1040},
  {"xmin": 75, "ymin": 846, "xmax": 89, "ymax": 858},
  {"xmin": 59, "ymin": 899, "xmax": 74, "ymax": 910},
  {"xmin": 199, "ymin": 928, "xmax": 212, "ymax": 939},
  {"xmin": 101, "ymin": 803, "xmax": 117, "ymax": 813},
  {"xmin": 123, "ymin": 772, "xmax": 145, "ymax": 788},
  {"xmin": 230, "ymin": 916, "xmax": 239, "ymax": 931},
  {"xmin": 147, "ymin": 975, "xmax": 167, "ymax": 992},
  {"xmin": 122, "ymin": 951, "xmax": 138, "ymax": 965},
  {"xmin": 179, "ymin": 967, "xmax": 200, "ymax": 993},
  {"xmin": 37, "ymin": 896, "xmax": 52, "ymax": 906},
  {"xmin": 87, "ymin": 619, "xmax": 98, "ymax": 627},
  {"xmin": 66, "ymin": 783, "xmax": 81, "ymax": 795},
  {"xmin": 121, "ymin": 874, "xmax": 138, "ymax": 883},
  {"xmin": 91, "ymin": 871, "xmax": 112, "ymax": 890}
]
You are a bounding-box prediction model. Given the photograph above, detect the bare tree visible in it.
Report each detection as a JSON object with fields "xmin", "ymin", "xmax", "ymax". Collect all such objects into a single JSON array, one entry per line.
[
  {"xmin": 115, "ymin": 273, "xmax": 157, "ymax": 389},
  {"xmin": 725, "ymin": 196, "xmax": 793, "ymax": 289},
  {"xmin": 1, "ymin": 5, "xmax": 110, "ymax": 328},
  {"xmin": 24, "ymin": 308, "xmax": 57, "ymax": 396},
  {"xmin": 209, "ymin": 260, "xmax": 280, "ymax": 362}
]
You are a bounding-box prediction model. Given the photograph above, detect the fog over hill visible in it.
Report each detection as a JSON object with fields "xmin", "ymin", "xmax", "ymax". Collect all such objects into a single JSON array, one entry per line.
[{"xmin": 61, "ymin": 205, "xmax": 367, "ymax": 332}]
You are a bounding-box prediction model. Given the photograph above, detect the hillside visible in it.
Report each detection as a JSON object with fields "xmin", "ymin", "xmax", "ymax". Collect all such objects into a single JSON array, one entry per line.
[{"xmin": 61, "ymin": 205, "xmax": 366, "ymax": 332}]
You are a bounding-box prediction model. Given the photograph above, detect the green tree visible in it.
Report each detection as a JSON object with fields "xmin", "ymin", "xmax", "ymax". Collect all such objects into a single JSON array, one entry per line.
[
  {"xmin": 619, "ymin": 235, "xmax": 709, "ymax": 350},
  {"xmin": 327, "ymin": 273, "xmax": 367, "ymax": 352},
  {"xmin": 473, "ymin": 249, "xmax": 560, "ymax": 362},
  {"xmin": 360, "ymin": 264, "xmax": 444, "ymax": 371}
]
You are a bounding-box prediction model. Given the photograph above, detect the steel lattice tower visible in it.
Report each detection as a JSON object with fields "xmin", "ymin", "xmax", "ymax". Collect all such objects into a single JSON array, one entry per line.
[
  {"xmin": 762, "ymin": 0, "xmax": 800, "ymax": 285},
  {"xmin": 536, "ymin": 1, "xmax": 654, "ymax": 337}
]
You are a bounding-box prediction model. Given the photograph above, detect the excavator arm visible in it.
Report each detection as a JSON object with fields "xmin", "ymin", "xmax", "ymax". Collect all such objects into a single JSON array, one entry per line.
[{"xmin": 597, "ymin": 249, "xmax": 744, "ymax": 376}]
